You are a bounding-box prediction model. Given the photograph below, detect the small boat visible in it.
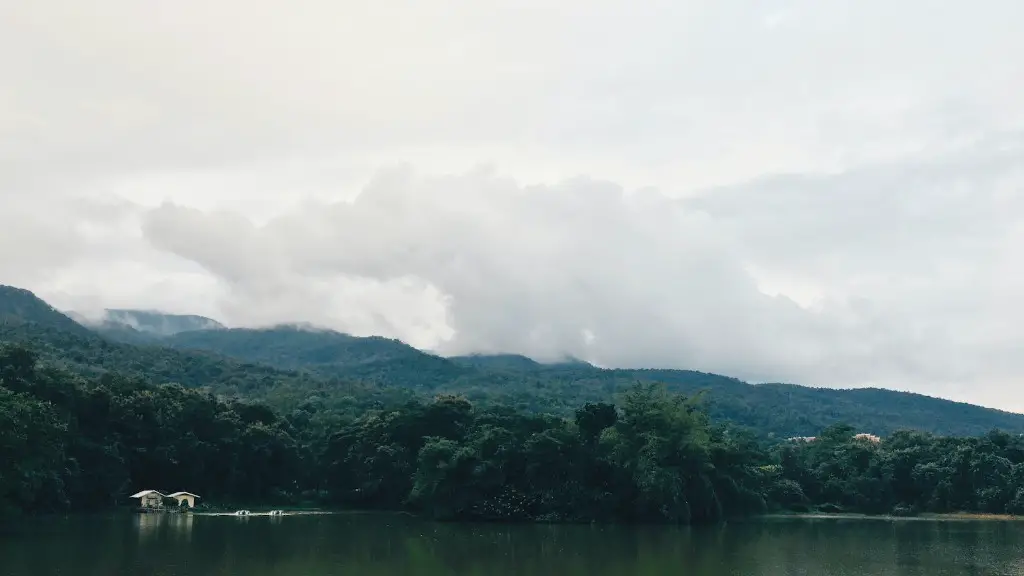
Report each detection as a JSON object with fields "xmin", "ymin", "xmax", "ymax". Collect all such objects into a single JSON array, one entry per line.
[
  {"xmin": 234, "ymin": 510, "xmax": 251, "ymax": 516},
  {"xmin": 269, "ymin": 510, "xmax": 284, "ymax": 516}
]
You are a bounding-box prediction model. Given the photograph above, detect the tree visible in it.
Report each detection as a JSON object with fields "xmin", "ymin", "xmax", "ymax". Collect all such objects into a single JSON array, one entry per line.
[{"xmin": 575, "ymin": 402, "xmax": 617, "ymax": 446}]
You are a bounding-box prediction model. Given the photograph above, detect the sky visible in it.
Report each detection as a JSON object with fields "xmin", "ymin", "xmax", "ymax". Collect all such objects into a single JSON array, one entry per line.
[{"xmin": 2, "ymin": 0, "xmax": 1024, "ymax": 409}]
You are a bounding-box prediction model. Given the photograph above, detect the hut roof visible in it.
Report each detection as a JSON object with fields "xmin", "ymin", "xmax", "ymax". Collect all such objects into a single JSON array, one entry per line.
[
  {"xmin": 167, "ymin": 492, "xmax": 200, "ymax": 498},
  {"xmin": 129, "ymin": 490, "xmax": 166, "ymax": 498}
]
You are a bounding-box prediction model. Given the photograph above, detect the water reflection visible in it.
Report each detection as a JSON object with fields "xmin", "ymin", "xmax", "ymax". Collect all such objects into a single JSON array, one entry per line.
[
  {"xmin": 136, "ymin": 512, "xmax": 194, "ymax": 542},
  {"xmin": 3, "ymin": 514, "xmax": 1024, "ymax": 575}
]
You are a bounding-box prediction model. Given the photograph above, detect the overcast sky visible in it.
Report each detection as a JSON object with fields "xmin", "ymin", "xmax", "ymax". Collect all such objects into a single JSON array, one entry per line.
[{"xmin": 3, "ymin": 0, "xmax": 1024, "ymax": 409}]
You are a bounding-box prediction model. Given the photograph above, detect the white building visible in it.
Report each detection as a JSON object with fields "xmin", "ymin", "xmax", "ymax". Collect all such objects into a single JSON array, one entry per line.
[
  {"xmin": 130, "ymin": 490, "xmax": 166, "ymax": 509},
  {"xmin": 168, "ymin": 491, "xmax": 201, "ymax": 508}
]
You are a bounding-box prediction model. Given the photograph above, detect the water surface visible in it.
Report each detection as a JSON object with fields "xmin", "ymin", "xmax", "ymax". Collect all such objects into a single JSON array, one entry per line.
[{"xmin": 2, "ymin": 512, "xmax": 1021, "ymax": 575}]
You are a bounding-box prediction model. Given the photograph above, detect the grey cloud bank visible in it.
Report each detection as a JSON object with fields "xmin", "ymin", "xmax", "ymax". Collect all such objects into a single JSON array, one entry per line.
[
  {"xmin": 2, "ymin": 0, "xmax": 1024, "ymax": 409},
  {"xmin": 133, "ymin": 138, "xmax": 1024, "ymax": 410}
]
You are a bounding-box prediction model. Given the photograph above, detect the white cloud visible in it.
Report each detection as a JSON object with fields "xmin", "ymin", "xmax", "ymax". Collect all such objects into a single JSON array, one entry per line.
[
  {"xmin": 131, "ymin": 140, "xmax": 1024, "ymax": 410},
  {"xmin": 2, "ymin": 0, "xmax": 1024, "ymax": 409}
]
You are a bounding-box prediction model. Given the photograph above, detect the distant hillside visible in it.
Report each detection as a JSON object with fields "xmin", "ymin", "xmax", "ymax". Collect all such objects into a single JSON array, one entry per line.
[
  {"xmin": 167, "ymin": 325, "xmax": 429, "ymax": 367},
  {"xmin": 164, "ymin": 326, "xmax": 476, "ymax": 388},
  {"xmin": 450, "ymin": 353, "xmax": 543, "ymax": 371},
  {"xmin": 107, "ymin": 309, "xmax": 224, "ymax": 334},
  {"xmin": 86, "ymin": 303, "xmax": 1024, "ymax": 437},
  {"xmin": 0, "ymin": 285, "xmax": 412, "ymax": 411},
  {"xmin": 72, "ymin": 308, "xmax": 224, "ymax": 340},
  {"xmin": 450, "ymin": 354, "xmax": 595, "ymax": 371},
  {"xmin": 0, "ymin": 286, "xmax": 96, "ymax": 337},
  {"xmin": 78, "ymin": 320, "xmax": 164, "ymax": 345},
  {"xmin": 3, "ymin": 283, "xmax": 1023, "ymax": 438}
]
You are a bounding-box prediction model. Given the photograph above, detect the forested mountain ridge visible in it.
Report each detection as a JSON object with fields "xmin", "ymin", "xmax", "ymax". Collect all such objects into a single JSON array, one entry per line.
[
  {"xmin": 2, "ymin": 283, "xmax": 1023, "ymax": 437},
  {"xmin": 7, "ymin": 283, "xmax": 1024, "ymax": 522},
  {"xmin": 163, "ymin": 325, "xmax": 477, "ymax": 389},
  {"xmin": 7, "ymin": 341, "xmax": 1024, "ymax": 523},
  {"xmin": 0, "ymin": 285, "xmax": 96, "ymax": 338},
  {"xmin": 102, "ymin": 309, "xmax": 225, "ymax": 335},
  {"xmin": 147, "ymin": 321, "xmax": 1024, "ymax": 437},
  {"xmin": 0, "ymin": 286, "xmax": 414, "ymax": 416},
  {"xmin": 69, "ymin": 308, "xmax": 225, "ymax": 345}
]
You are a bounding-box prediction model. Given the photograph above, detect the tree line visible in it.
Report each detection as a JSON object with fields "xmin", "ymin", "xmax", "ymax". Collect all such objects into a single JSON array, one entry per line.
[{"xmin": 4, "ymin": 342, "xmax": 1024, "ymax": 521}]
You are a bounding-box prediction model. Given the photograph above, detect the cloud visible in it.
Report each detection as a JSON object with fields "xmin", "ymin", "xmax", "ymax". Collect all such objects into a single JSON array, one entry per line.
[
  {"xmin": 3, "ymin": 0, "xmax": 1024, "ymax": 409},
  {"xmin": 131, "ymin": 132, "xmax": 1024, "ymax": 410},
  {"xmin": 140, "ymin": 166, "xmax": 807, "ymax": 368},
  {"xmin": 5, "ymin": 0, "xmax": 1024, "ymax": 194},
  {"xmin": 8, "ymin": 145, "xmax": 1022, "ymax": 411},
  {"xmin": 687, "ymin": 133, "xmax": 1024, "ymax": 401}
]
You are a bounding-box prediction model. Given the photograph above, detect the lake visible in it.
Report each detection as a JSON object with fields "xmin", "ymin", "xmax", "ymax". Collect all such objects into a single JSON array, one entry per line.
[{"xmin": 2, "ymin": 513, "xmax": 1022, "ymax": 575}]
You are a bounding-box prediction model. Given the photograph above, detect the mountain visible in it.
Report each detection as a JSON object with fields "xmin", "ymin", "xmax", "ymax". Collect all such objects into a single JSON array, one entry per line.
[
  {"xmin": 163, "ymin": 326, "xmax": 476, "ymax": 388},
  {"xmin": 3, "ymin": 283, "xmax": 1024, "ymax": 437},
  {"xmin": 71, "ymin": 308, "xmax": 225, "ymax": 343},
  {"xmin": 150, "ymin": 321, "xmax": 1024, "ymax": 436},
  {"xmin": 0, "ymin": 285, "xmax": 412, "ymax": 413},
  {"xmin": 167, "ymin": 325, "xmax": 437, "ymax": 367},
  {"xmin": 75, "ymin": 320, "xmax": 163, "ymax": 345},
  {"xmin": 450, "ymin": 353, "xmax": 543, "ymax": 371},
  {"xmin": 105, "ymin": 308, "xmax": 224, "ymax": 334},
  {"xmin": 0, "ymin": 286, "xmax": 96, "ymax": 337},
  {"xmin": 450, "ymin": 354, "xmax": 596, "ymax": 371}
]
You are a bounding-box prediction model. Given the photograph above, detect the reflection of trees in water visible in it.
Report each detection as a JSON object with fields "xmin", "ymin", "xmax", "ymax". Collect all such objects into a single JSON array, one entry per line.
[
  {"xmin": 169, "ymin": 513, "xmax": 194, "ymax": 541},
  {"xmin": 135, "ymin": 512, "xmax": 164, "ymax": 540},
  {"xmin": 135, "ymin": 513, "xmax": 194, "ymax": 542},
  {"xmin": 272, "ymin": 515, "xmax": 1024, "ymax": 576},
  {"xmin": 11, "ymin": 515, "xmax": 1024, "ymax": 576}
]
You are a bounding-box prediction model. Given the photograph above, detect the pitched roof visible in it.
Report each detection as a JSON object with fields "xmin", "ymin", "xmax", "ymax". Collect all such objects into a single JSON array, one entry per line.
[
  {"xmin": 129, "ymin": 490, "xmax": 166, "ymax": 498},
  {"xmin": 167, "ymin": 492, "xmax": 201, "ymax": 498}
]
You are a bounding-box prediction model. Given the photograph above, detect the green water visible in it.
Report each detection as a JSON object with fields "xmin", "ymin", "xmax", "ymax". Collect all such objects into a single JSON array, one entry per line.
[{"xmin": 2, "ymin": 513, "xmax": 1022, "ymax": 575}]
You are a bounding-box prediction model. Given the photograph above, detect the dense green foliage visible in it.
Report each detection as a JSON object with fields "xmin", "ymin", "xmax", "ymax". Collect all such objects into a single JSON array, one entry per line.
[
  {"xmin": 8, "ymin": 342, "xmax": 1024, "ymax": 523},
  {"xmin": 156, "ymin": 325, "xmax": 1024, "ymax": 437},
  {"xmin": 165, "ymin": 326, "xmax": 474, "ymax": 390},
  {"xmin": 8, "ymin": 284, "xmax": 1024, "ymax": 522},
  {"xmin": 1, "ymin": 300, "xmax": 415, "ymax": 418},
  {"xmin": 0, "ymin": 344, "xmax": 768, "ymax": 521},
  {"xmin": 321, "ymin": 387, "xmax": 775, "ymax": 523},
  {"xmin": 773, "ymin": 424, "xmax": 1024, "ymax": 516},
  {"xmin": 7, "ymin": 344, "xmax": 357, "ymax": 509}
]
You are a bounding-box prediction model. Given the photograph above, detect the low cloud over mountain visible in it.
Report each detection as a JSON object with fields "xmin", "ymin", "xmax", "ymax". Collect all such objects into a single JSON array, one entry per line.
[{"xmin": 3, "ymin": 0, "xmax": 1024, "ymax": 408}]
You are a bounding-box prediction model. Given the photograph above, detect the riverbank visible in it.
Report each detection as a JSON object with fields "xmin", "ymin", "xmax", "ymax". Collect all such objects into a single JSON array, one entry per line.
[
  {"xmin": 762, "ymin": 511, "xmax": 1024, "ymax": 522},
  {"xmin": 194, "ymin": 509, "xmax": 1024, "ymax": 523},
  {"xmin": 188, "ymin": 508, "xmax": 401, "ymax": 517}
]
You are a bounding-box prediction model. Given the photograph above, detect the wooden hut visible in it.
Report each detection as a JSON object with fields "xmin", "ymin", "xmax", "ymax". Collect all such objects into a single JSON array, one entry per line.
[
  {"xmin": 129, "ymin": 490, "xmax": 166, "ymax": 509},
  {"xmin": 167, "ymin": 491, "xmax": 201, "ymax": 508}
]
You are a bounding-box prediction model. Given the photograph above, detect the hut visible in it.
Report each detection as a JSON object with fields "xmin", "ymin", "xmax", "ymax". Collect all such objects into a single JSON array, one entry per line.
[
  {"xmin": 130, "ymin": 490, "xmax": 166, "ymax": 509},
  {"xmin": 168, "ymin": 491, "xmax": 201, "ymax": 508}
]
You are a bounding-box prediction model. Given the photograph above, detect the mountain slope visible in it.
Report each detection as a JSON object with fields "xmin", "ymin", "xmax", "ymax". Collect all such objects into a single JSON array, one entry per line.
[
  {"xmin": 104, "ymin": 309, "xmax": 224, "ymax": 334},
  {"xmin": 3, "ymin": 284, "xmax": 1023, "ymax": 438},
  {"xmin": 71, "ymin": 308, "xmax": 225, "ymax": 343},
  {"xmin": 451, "ymin": 364, "xmax": 1024, "ymax": 437},
  {"xmin": 105, "ymin": 310, "xmax": 1024, "ymax": 437},
  {"xmin": 450, "ymin": 353, "xmax": 543, "ymax": 371},
  {"xmin": 168, "ymin": 325, "xmax": 434, "ymax": 367},
  {"xmin": 0, "ymin": 286, "xmax": 96, "ymax": 337},
  {"xmin": 0, "ymin": 285, "xmax": 413, "ymax": 412},
  {"xmin": 164, "ymin": 326, "xmax": 476, "ymax": 388},
  {"xmin": 81, "ymin": 321, "xmax": 164, "ymax": 345}
]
